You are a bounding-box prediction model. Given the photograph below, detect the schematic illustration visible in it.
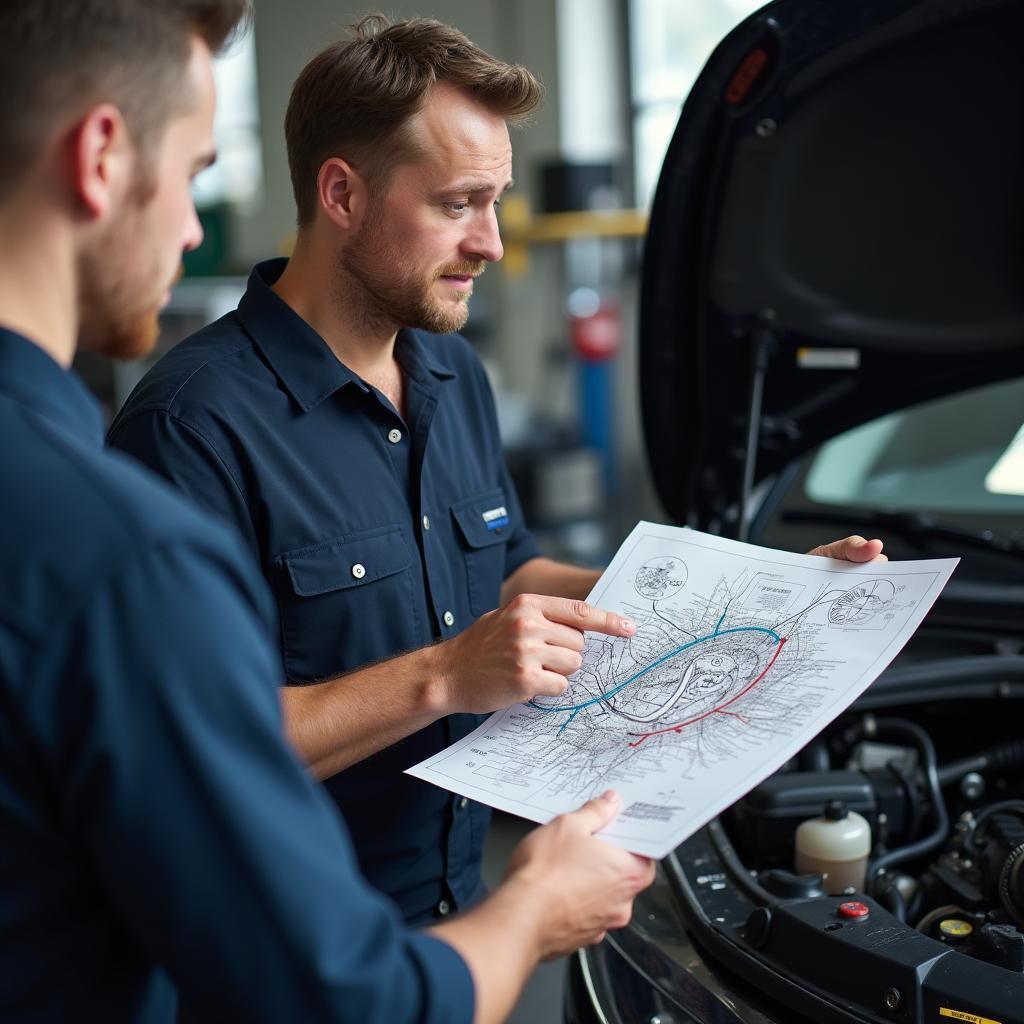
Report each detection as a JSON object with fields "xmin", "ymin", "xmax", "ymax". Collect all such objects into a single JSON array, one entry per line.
[
  {"xmin": 408, "ymin": 523, "xmax": 958, "ymax": 858},
  {"xmin": 827, "ymin": 579, "xmax": 897, "ymax": 626},
  {"xmin": 634, "ymin": 556, "xmax": 688, "ymax": 600}
]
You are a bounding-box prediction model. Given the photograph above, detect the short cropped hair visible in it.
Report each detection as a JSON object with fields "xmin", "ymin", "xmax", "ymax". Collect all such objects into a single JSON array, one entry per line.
[
  {"xmin": 285, "ymin": 14, "xmax": 543, "ymax": 227},
  {"xmin": 0, "ymin": 0, "xmax": 249, "ymax": 201}
]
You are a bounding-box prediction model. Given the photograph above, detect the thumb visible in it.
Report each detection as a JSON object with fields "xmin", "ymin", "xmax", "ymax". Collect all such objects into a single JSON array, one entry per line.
[
  {"xmin": 807, "ymin": 535, "xmax": 885, "ymax": 563},
  {"xmin": 568, "ymin": 789, "xmax": 621, "ymax": 834}
]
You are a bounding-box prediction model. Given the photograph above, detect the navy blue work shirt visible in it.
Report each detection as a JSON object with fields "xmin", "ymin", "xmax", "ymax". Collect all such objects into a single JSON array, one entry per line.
[
  {"xmin": 0, "ymin": 326, "xmax": 473, "ymax": 1023},
  {"xmin": 108, "ymin": 258, "xmax": 541, "ymax": 923}
]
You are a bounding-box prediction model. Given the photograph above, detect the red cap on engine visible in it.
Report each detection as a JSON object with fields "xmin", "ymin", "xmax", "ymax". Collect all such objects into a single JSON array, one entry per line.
[{"xmin": 838, "ymin": 901, "xmax": 870, "ymax": 919}]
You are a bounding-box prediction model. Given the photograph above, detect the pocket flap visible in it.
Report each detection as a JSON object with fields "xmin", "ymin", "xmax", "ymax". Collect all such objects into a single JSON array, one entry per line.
[
  {"xmin": 451, "ymin": 490, "xmax": 512, "ymax": 549},
  {"xmin": 280, "ymin": 525, "xmax": 411, "ymax": 596}
]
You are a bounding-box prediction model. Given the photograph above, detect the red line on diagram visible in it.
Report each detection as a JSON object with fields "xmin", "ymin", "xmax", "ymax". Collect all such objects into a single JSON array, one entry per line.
[{"xmin": 626, "ymin": 636, "xmax": 788, "ymax": 747}]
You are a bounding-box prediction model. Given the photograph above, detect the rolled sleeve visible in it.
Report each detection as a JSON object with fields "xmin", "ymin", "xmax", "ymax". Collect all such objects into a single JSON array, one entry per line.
[{"xmin": 400, "ymin": 933, "xmax": 476, "ymax": 1024}]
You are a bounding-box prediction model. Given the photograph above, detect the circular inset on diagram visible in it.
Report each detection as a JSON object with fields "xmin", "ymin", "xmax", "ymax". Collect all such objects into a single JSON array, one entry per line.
[{"xmin": 634, "ymin": 556, "xmax": 688, "ymax": 601}]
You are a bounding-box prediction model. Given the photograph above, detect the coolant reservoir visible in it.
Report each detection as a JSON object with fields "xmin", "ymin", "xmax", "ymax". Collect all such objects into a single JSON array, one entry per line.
[{"xmin": 795, "ymin": 800, "xmax": 871, "ymax": 895}]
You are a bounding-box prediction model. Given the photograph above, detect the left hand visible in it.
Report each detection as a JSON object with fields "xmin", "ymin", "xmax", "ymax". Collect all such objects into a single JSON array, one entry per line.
[{"xmin": 807, "ymin": 535, "xmax": 887, "ymax": 563}]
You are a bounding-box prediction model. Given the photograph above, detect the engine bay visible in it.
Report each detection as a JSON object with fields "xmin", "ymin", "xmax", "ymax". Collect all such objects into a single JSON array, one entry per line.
[{"xmin": 668, "ymin": 697, "xmax": 1024, "ymax": 1023}]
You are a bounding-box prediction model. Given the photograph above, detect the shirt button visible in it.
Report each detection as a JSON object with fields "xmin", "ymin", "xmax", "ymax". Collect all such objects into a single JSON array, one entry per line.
[
  {"xmin": 422, "ymin": 515, "xmax": 431, "ymax": 531},
  {"xmin": 437, "ymin": 899, "xmax": 451, "ymax": 916},
  {"xmin": 387, "ymin": 428, "xmax": 402, "ymax": 444},
  {"xmin": 458, "ymin": 797, "xmax": 469, "ymax": 810},
  {"xmin": 351, "ymin": 563, "xmax": 366, "ymax": 580},
  {"xmin": 443, "ymin": 610, "xmax": 455, "ymax": 627}
]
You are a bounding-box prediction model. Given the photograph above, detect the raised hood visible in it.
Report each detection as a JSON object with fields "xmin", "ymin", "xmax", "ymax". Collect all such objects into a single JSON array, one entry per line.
[{"xmin": 640, "ymin": 0, "xmax": 1024, "ymax": 533}]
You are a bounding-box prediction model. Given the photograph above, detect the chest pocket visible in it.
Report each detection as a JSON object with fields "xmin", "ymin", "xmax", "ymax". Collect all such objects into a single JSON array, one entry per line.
[
  {"xmin": 276, "ymin": 524, "xmax": 414, "ymax": 683},
  {"xmin": 451, "ymin": 489, "xmax": 511, "ymax": 619}
]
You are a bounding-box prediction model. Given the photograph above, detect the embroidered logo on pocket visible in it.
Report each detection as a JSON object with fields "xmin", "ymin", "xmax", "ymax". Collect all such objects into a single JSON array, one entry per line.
[{"xmin": 481, "ymin": 505, "xmax": 509, "ymax": 531}]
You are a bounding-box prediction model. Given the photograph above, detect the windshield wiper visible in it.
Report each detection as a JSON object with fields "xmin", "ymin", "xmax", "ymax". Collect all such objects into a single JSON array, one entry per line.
[{"xmin": 782, "ymin": 507, "xmax": 1024, "ymax": 560}]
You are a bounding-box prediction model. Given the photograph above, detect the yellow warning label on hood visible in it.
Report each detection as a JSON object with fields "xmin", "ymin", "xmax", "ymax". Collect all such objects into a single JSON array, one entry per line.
[{"xmin": 940, "ymin": 1007, "xmax": 1004, "ymax": 1024}]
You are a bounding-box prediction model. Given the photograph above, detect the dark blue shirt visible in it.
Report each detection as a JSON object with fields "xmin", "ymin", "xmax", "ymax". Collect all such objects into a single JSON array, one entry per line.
[
  {"xmin": 0, "ymin": 327, "xmax": 473, "ymax": 1023},
  {"xmin": 108, "ymin": 259, "xmax": 540, "ymax": 923}
]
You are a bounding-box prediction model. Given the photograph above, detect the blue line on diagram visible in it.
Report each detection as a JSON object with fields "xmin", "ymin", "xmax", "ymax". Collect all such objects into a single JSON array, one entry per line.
[{"xmin": 527, "ymin": 609, "xmax": 782, "ymax": 731}]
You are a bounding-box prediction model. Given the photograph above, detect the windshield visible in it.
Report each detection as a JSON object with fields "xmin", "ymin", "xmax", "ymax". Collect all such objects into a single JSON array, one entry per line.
[
  {"xmin": 754, "ymin": 376, "xmax": 1024, "ymax": 604},
  {"xmin": 804, "ymin": 377, "xmax": 1024, "ymax": 516}
]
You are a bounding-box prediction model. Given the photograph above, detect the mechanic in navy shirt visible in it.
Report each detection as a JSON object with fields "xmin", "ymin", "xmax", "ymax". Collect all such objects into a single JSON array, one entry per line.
[
  {"xmin": 0, "ymin": 3, "xmax": 655, "ymax": 1021},
  {"xmin": 109, "ymin": 17, "xmax": 643, "ymax": 925},
  {"xmin": 109, "ymin": 15, "xmax": 886, "ymax": 926}
]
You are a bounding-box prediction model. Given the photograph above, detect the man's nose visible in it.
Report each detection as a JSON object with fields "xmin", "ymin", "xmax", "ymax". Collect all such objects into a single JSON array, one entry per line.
[
  {"xmin": 462, "ymin": 206, "xmax": 503, "ymax": 264},
  {"xmin": 182, "ymin": 200, "xmax": 204, "ymax": 254}
]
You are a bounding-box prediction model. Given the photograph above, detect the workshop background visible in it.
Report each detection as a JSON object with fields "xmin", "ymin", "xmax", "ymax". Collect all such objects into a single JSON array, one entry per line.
[
  {"xmin": 78, "ymin": 0, "xmax": 765, "ymax": 566},
  {"xmin": 76, "ymin": 2, "xmax": 765, "ymax": 1020}
]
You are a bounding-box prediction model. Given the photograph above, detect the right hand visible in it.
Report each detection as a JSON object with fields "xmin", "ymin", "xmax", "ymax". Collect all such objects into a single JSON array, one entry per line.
[
  {"xmin": 435, "ymin": 594, "xmax": 636, "ymax": 714},
  {"xmin": 503, "ymin": 790, "xmax": 656, "ymax": 958}
]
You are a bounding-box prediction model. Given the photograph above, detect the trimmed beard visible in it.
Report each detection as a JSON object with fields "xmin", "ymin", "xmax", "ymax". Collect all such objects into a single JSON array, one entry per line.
[
  {"xmin": 77, "ymin": 169, "xmax": 165, "ymax": 361},
  {"xmin": 338, "ymin": 199, "xmax": 483, "ymax": 336}
]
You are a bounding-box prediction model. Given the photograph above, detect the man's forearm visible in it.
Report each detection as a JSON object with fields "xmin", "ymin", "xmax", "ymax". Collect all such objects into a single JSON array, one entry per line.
[
  {"xmin": 500, "ymin": 556, "xmax": 602, "ymax": 605},
  {"xmin": 283, "ymin": 570, "xmax": 623, "ymax": 779},
  {"xmin": 281, "ymin": 645, "xmax": 449, "ymax": 779}
]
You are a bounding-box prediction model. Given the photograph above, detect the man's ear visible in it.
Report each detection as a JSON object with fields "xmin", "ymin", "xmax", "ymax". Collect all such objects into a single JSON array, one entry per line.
[
  {"xmin": 68, "ymin": 103, "xmax": 132, "ymax": 221},
  {"xmin": 316, "ymin": 157, "xmax": 369, "ymax": 232}
]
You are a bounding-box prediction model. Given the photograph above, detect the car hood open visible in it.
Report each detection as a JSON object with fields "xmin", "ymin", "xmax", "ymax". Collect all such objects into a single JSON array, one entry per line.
[{"xmin": 640, "ymin": 0, "xmax": 1024, "ymax": 532}]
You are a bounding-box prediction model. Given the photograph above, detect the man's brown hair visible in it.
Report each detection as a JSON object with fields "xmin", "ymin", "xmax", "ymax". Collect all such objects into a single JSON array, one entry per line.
[
  {"xmin": 0, "ymin": 0, "xmax": 250, "ymax": 201},
  {"xmin": 285, "ymin": 15, "xmax": 543, "ymax": 227}
]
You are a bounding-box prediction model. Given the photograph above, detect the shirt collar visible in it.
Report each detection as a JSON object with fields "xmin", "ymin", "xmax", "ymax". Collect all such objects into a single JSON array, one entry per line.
[
  {"xmin": 0, "ymin": 326, "xmax": 104, "ymax": 445},
  {"xmin": 395, "ymin": 328, "xmax": 457, "ymax": 388},
  {"xmin": 237, "ymin": 258, "xmax": 456, "ymax": 414}
]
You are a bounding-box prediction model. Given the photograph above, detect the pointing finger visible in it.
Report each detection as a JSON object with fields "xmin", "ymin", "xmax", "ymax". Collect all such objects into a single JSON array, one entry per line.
[{"xmin": 541, "ymin": 597, "xmax": 636, "ymax": 638}]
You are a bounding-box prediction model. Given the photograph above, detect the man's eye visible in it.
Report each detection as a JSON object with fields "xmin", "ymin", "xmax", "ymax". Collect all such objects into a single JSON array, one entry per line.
[{"xmin": 445, "ymin": 202, "xmax": 469, "ymax": 214}]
